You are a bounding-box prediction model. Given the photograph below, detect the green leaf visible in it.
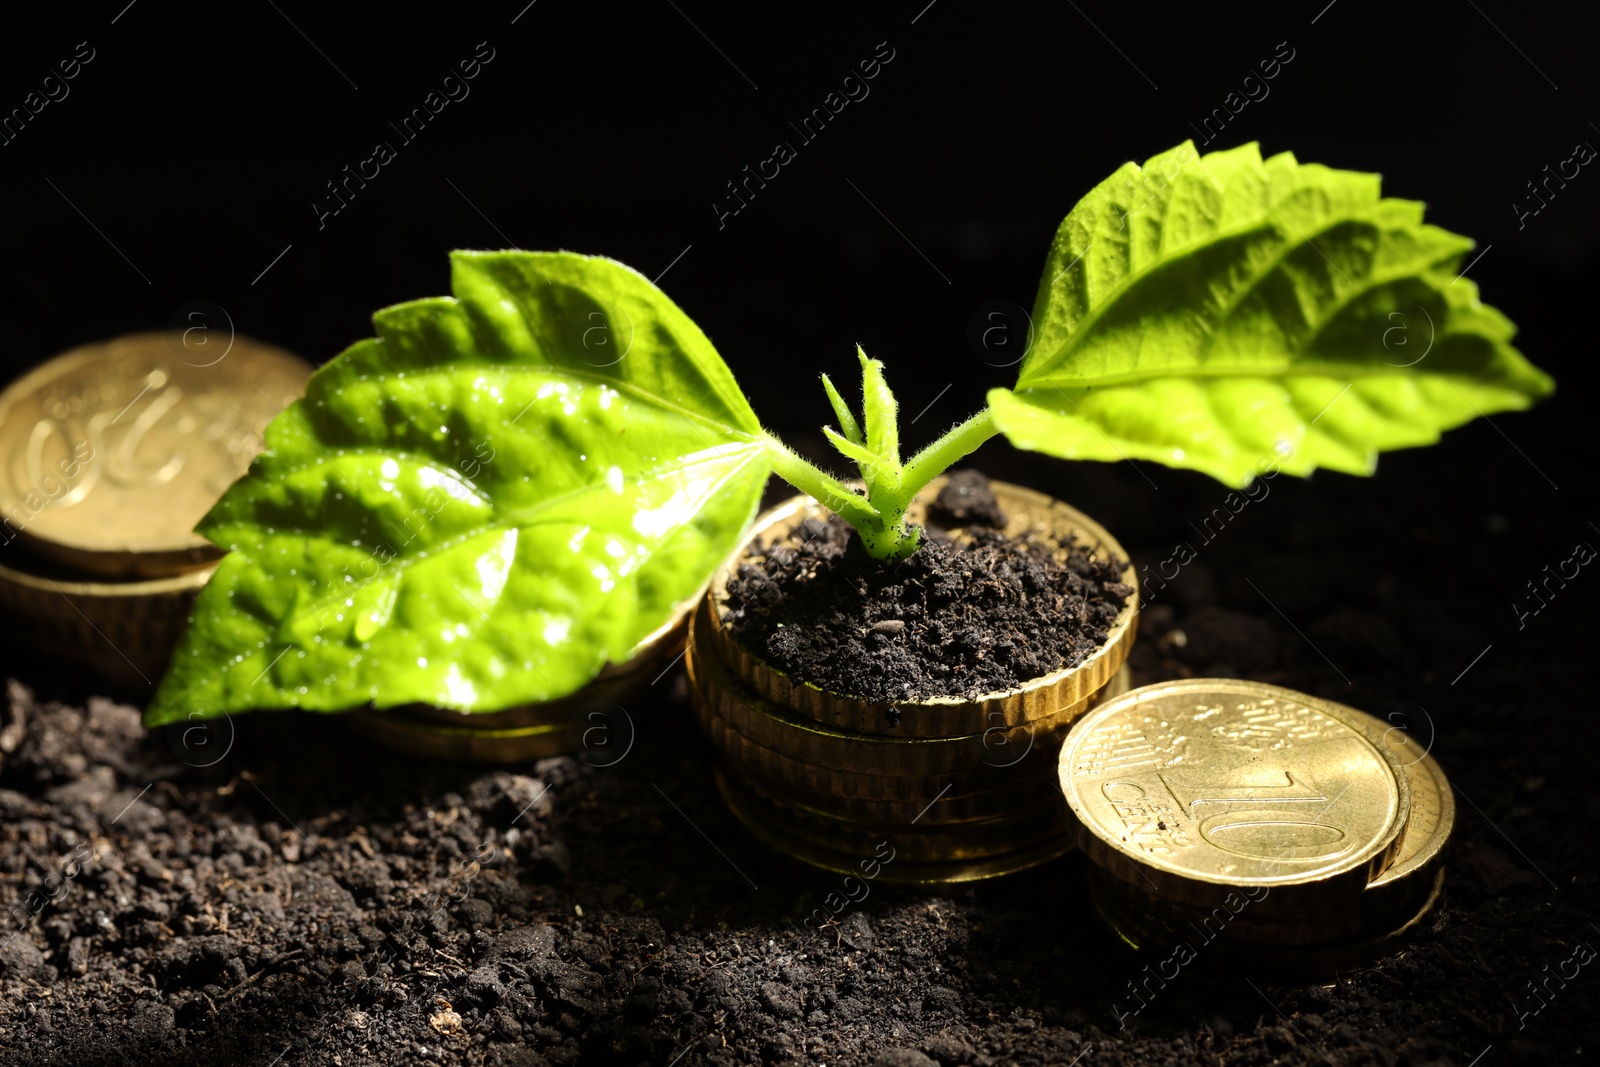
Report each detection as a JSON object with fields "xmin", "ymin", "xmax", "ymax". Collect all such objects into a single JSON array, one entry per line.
[
  {"xmin": 820, "ymin": 373, "xmax": 863, "ymax": 445},
  {"xmin": 146, "ymin": 251, "xmax": 769, "ymax": 726},
  {"xmin": 990, "ymin": 142, "xmax": 1554, "ymax": 487},
  {"xmin": 822, "ymin": 425, "xmax": 887, "ymax": 474},
  {"xmin": 857, "ymin": 347, "xmax": 901, "ymax": 473}
]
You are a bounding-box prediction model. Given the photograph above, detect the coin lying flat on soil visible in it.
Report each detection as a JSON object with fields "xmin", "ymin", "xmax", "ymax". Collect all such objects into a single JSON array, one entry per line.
[
  {"xmin": 1065, "ymin": 679, "xmax": 1456, "ymax": 973},
  {"xmin": 1335, "ymin": 703, "xmax": 1454, "ymax": 937},
  {"xmin": 0, "ymin": 331, "xmax": 312, "ymax": 579},
  {"xmin": 1060, "ymin": 679, "xmax": 1412, "ymax": 919}
]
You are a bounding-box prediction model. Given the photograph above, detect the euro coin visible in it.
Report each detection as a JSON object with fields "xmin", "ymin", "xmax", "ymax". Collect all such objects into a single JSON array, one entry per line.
[
  {"xmin": 716, "ymin": 765, "xmax": 1075, "ymax": 885},
  {"xmin": 1106, "ymin": 698, "xmax": 1454, "ymax": 949},
  {"xmin": 1086, "ymin": 861, "xmax": 1446, "ymax": 979},
  {"xmin": 344, "ymin": 708, "xmax": 570, "ymax": 763},
  {"xmin": 717, "ymin": 764, "xmax": 1068, "ymax": 863},
  {"xmin": 0, "ymin": 332, "xmax": 312, "ymax": 579},
  {"xmin": 1060, "ymin": 679, "xmax": 1411, "ymax": 918},
  {"xmin": 732, "ymin": 760, "xmax": 1069, "ymax": 825},
  {"xmin": 0, "ymin": 553, "xmax": 214, "ymax": 685},
  {"xmin": 1355, "ymin": 707, "xmax": 1454, "ymax": 916},
  {"xmin": 690, "ymin": 603, "xmax": 1084, "ymax": 778}
]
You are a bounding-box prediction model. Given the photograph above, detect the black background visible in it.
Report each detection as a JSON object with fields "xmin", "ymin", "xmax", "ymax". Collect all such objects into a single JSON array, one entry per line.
[
  {"xmin": 3, "ymin": 0, "xmax": 1594, "ymax": 660},
  {"xmin": 2, "ymin": 0, "xmax": 1594, "ymax": 446}
]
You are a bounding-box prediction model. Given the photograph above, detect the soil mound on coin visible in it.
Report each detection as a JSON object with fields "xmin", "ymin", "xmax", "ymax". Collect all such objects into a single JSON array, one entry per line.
[{"xmin": 721, "ymin": 486, "xmax": 1132, "ymax": 703}]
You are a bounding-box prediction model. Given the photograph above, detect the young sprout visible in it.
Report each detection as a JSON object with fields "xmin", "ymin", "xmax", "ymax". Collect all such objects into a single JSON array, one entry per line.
[
  {"xmin": 146, "ymin": 141, "xmax": 1553, "ymax": 724},
  {"xmin": 763, "ymin": 347, "xmax": 998, "ymax": 560}
]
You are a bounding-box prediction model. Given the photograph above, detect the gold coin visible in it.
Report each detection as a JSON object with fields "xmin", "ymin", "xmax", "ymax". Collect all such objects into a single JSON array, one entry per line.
[
  {"xmin": 697, "ymin": 662, "xmax": 1126, "ymax": 806},
  {"xmin": 696, "ymin": 663, "xmax": 1131, "ymax": 825},
  {"xmin": 706, "ymin": 477, "xmax": 1139, "ymax": 738},
  {"xmin": 344, "ymin": 709, "xmax": 571, "ymax": 763},
  {"xmin": 730, "ymin": 755, "xmax": 1065, "ymax": 834},
  {"xmin": 719, "ymin": 764, "xmax": 1068, "ymax": 862},
  {"xmin": 1060, "ymin": 679, "xmax": 1411, "ymax": 917},
  {"xmin": 1088, "ymin": 863, "xmax": 1446, "ymax": 979},
  {"xmin": 1344, "ymin": 703, "xmax": 1459, "ymax": 927},
  {"xmin": 1356, "ymin": 710, "xmax": 1454, "ymax": 910},
  {"xmin": 740, "ymin": 761, "xmax": 1067, "ymax": 825},
  {"xmin": 1202, "ymin": 701, "xmax": 1453, "ymax": 944},
  {"xmin": 693, "ymin": 690, "xmax": 1071, "ymax": 804},
  {"xmin": 0, "ymin": 332, "xmax": 312, "ymax": 579},
  {"xmin": 0, "ymin": 553, "xmax": 213, "ymax": 686},
  {"xmin": 1080, "ymin": 698, "xmax": 1454, "ymax": 951},
  {"xmin": 716, "ymin": 765, "xmax": 1075, "ymax": 885},
  {"xmin": 690, "ymin": 603, "xmax": 1087, "ymax": 778}
]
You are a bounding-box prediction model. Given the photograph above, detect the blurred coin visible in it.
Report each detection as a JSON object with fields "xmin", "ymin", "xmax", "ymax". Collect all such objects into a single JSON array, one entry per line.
[
  {"xmin": 0, "ymin": 554, "xmax": 213, "ymax": 686},
  {"xmin": 344, "ymin": 708, "xmax": 570, "ymax": 763},
  {"xmin": 0, "ymin": 332, "xmax": 311, "ymax": 578}
]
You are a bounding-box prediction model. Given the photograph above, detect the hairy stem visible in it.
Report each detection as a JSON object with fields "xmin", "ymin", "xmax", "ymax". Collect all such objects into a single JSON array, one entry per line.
[
  {"xmin": 776, "ymin": 354, "xmax": 1003, "ymax": 561},
  {"xmin": 762, "ymin": 434, "xmax": 879, "ymax": 527},
  {"xmin": 900, "ymin": 408, "xmax": 1001, "ymax": 500}
]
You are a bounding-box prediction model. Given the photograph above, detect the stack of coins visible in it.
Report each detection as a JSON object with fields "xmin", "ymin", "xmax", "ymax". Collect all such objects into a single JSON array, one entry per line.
[
  {"xmin": 0, "ymin": 333, "xmax": 311, "ymax": 686},
  {"xmin": 689, "ymin": 480, "xmax": 1140, "ymax": 885},
  {"xmin": 1061, "ymin": 679, "xmax": 1455, "ymax": 975}
]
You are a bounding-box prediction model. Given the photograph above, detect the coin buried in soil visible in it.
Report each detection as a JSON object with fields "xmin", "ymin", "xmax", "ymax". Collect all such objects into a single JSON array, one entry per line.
[
  {"xmin": 1060, "ymin": 679, "xmax": 1411, "ymax": 913},
  {"xmin": 0, "ymin": 332, "xmax": 312, "ymax": 578}
]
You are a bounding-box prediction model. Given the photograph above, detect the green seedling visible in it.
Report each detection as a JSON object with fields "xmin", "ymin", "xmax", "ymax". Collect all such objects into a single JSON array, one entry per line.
[{"xmin": 145, "ymin": 141, "xmax": 1552, "ymax": 726}]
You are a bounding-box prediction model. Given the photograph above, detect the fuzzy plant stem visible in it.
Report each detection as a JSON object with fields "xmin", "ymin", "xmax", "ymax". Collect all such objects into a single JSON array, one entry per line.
[{"xmin": 761, "ymin": 408, "xmax": 1001, "ymax": 561}]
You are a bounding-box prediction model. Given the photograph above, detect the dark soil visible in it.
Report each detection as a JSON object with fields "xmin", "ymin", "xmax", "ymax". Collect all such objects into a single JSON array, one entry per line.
[
  {"xmin": 926, "ymin": 471, "xmax": 1008, "ymax": 531},
  {"xmin": 0, "ymin": 441, "xmax": 1595, "ymax": 1067},
  {"xmin": 721, "ymin": 475, "xmax": 1133, "ymax": 702}
]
